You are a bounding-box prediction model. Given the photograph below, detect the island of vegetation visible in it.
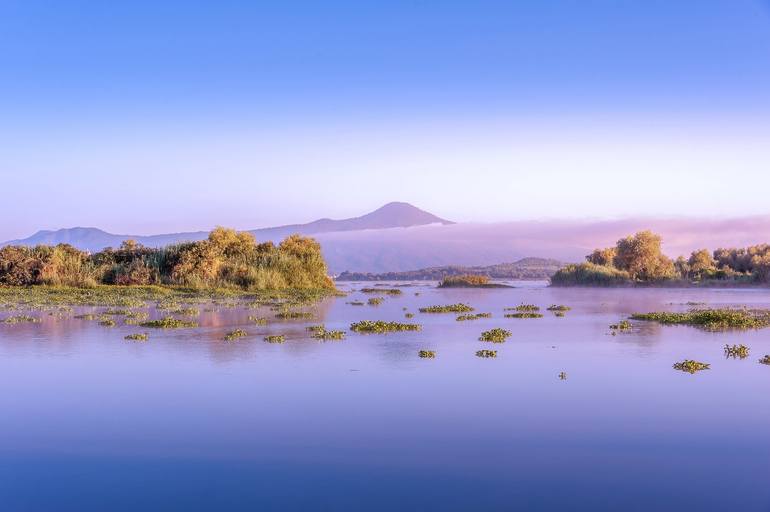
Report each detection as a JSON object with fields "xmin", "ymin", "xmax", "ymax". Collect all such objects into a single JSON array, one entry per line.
[
  {"xmin": 551, "ymin": 231, "xmax": 770, "ymax": 287},
  {"xmin": 0, "ymin": 227, "xmax": 334, "ymax": 292},
  {"xmin": 438, "ymin": 275, "xmax": 512, "ymax": 288}
]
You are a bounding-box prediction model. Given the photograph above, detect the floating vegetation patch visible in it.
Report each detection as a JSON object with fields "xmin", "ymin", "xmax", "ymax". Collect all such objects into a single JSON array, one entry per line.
[
  {"xmin": 124, "ymin": 333, "xmax": 148, "ymax": 341},
  {"xmin": 475, "ymin": 349, "xmax": 497, "ymax": 358},
  {"xmin": 610, "ymin": 320, "xmax": 632, "ymax": 331},
  {"xmin": 350, "ymin": 320, "xmax": 422, "ymax": 333},
  {"xmin": 479, "ymin": 328, "xmax": 512, "ymax": 343},
  {"xmin": 631, "ymin": 309, "xmax": 770, "ymax": 331},
  {"xmin": 547, "ymin": 305, "xmax": 571, "ymax": 312},
  {"xmin": 275, "ymin": 310, "xmax": 314, "ymax": 320},
  {"xmin": 418, "ymin": 350, "xmax": 436, "ymax": 358},
  {"xmin": 264, "ymin": 335, "xmax": 285, "ymax": 343},
  {"xmin": 224, "ymin": 329, "xmax": 248, "ymax": 341},
  {"xmin": 367, "ymin": 297, "xmax": 384, "ymax": 306},
  {"xmin": 2, "ymin": 314, "xmax": 39, "ymax": 324},
  {"xmin": 99, "ymin": 319, "xmax": 116, "ymax": 327},
  {"xmin": 419, "ymin": 303, "xmax": 474, "ymax": 314},
  {"xmin": 361, "ymin": 288, "xmax": 402, "ymax": 295},
  {"xmin": 456, "ymin": 313, "xmax": 492, "ymax": 321},
  {"xmin": 506, "ymin": 304, "xmax": 540, "ymax": 312},
  {"xmin": 248, "ymin": 316, "xmax": 268, "ymax": 325},
  {"xmin": 505, "ymin": 312, "xmax": 543, "ymax": 319},
  {"xmin": 724, "ymin": 344, "xmax": 750, "ymax": 359},
  {"xmin": 673, "ymin": 360, "xmax": 710, "ymax": 373},
  {"xmin": 140, "ymin": 317, "xmax": 199, "ymax": 329},
  {"xmin": 759, "ymin": 355, "xmax": 770, "ymax": 365}
]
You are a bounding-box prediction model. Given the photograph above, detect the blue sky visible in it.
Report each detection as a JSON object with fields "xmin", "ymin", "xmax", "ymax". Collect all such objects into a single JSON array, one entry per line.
[{"xmin": 2, "ymin": 1, "xmax": 770, "ymax": 239}]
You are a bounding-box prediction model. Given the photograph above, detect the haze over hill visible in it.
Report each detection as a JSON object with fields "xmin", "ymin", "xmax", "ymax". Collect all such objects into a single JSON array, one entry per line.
[{"xmin": 5, "ymin": 202, "xmax": 770, "ymax": 275}]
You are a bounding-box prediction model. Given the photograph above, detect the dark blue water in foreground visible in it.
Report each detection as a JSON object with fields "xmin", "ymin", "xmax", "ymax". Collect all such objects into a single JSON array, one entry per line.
[{"xmin": 2, "ymin": 282, "xmax": 770, "ymax": 511}]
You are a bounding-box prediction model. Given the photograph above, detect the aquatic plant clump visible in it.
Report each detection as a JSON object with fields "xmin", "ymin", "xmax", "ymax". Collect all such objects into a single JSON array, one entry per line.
[
  {"xmin": 505, "ymin": 312, "xmax": 544, "ymax": 319},
  {"xmin": 673, "ymin": 360, "xmax": 711, "ymax": 374},
  {"xmin": 724, "ymin": 344, "xmax": 750, "ymax": 359},
  {"xmin": 506, "ymin": 304, "xmax": 540, "ymax": 312},
  {"xmin": 224, "ymin": 329, "xmax": 248, "ymax": 341},
  {"xmin": 438, "ymin": 275, "xmax": 490, "ymax": 288},
  {"xmin": 418, "ymin": 350, "xmax": 436, "ymax": 358},
  {"xmin": 139, "ymin": 317, "xmax": 199, "ymax": 329},
  {"xmin": 2, "ymin": 315, "xmax": 39, "ymax": 324},
  {"xmin": 349, "ymin": 320, "xmax": 422, "ymax": 333},
  {"xmin": 475, "ymin": 349, "xmax": 497, "ymax": 358},
  {"xmin": 361, "ymin": 288, "xmax": 402, "ymax": 295},
  {"xmin": 456, "ymin": 313, "xmax": 492, "ymax": 321},
  {"xmin": 275, "ymin": 310, "xmax": 314, "ymax": 319},
  {"xmin": 124, "ymin": 333, "xmax": 149, "ymax": 341},
  {"xmin": 264, "ymin": 335, "xmax": 285, "ymax": 343},
  {"xmin": 419, "ymin": 303, "xmax": 474, "ymax": 314},
  {"xmin": 631, "ymin": 309, "xmax": 770, "ymax": 331},
  {"xmin": 479, "ymin": 328, "xmax": 512, "ymax": 343}
]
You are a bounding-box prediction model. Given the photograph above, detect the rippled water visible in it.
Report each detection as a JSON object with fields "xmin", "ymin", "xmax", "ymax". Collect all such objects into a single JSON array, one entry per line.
[{"xmin": 2, "ymin": 282, "xmax": 770, "ymax": 511}]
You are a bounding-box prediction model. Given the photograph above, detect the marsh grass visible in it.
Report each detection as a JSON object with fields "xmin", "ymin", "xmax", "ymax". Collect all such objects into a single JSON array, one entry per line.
[
  {"xmin": 361, "ymin": 288, "xmax": 402, "ymax": 295},
  {"xmin": 505, "ymin": 312, "xmax": 543, "ymax": 319},
  {"xmin": 506, "ymin": 304, "xmax": 540, "ymax": 312},
  {"xmin": 140, "ymin": 317, "xmax": 199, "ymax": 328},
  {"xmin": 419, "ymin": 303, "xmax": 474, "ymax": 313},
  {"xmin": 673, "ymin": 360, "xmax": 710, "ymax": 373},
  {"xmin": 350, "ymin": 320, "xmax": 421, "ymax": 333},
  {"xmin": 631, "ymin": 309, "xmax": 770, "ymax": 331},
  {"xmin": 456, "ymin": 313, "xmax": 492, "ymax": 321},
  {"xmin": 479, "ymin": 328, "xmax": 511, "ymax": 343},
  {"xmin": 2, "ymin": 314, "xmax": 39, "ymax": 324}
]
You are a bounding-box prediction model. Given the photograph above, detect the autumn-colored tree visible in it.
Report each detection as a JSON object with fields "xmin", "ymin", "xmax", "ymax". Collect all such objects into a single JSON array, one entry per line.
[
  {"xmin": 614, "ymin": 231, "xmax": 675, "ymax": 281},
  {"xmin": 586, "ymin": 247, "xmax": 617, "ymax": 267}
]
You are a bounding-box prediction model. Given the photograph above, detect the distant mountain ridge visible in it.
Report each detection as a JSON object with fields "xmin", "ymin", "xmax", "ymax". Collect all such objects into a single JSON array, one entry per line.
[
  {"xmin": 2, "ymin": 202, "xmax": 453, "ymax": 252},
  {"xmin": 336, "ymin": 258, "xmax": 564, "ymax": 281}
]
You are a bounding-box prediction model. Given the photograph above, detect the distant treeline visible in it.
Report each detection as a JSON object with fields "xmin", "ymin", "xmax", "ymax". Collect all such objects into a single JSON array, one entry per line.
[
  {"xmin": 551, "ymin": 230, "xmax": 770, "ymax": 286},
  {"xmin": 336, "ymin": 258, "xmax": 563, "ymax": 281},
  {"xmin": 0, "ymin": 228, "xmax": 334, "ymax": 290}
]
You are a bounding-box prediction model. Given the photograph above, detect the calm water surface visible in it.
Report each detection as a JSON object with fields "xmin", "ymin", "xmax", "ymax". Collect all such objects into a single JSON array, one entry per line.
[{"xmin": 2, "ymin": 282, "xmax": 770, "ymax": 511}]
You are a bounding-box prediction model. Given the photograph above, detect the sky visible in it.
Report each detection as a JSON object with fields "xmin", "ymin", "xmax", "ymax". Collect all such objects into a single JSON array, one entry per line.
[{"xmin": 1, "ymin": 0, "xmax": 770, "ymax": 240}]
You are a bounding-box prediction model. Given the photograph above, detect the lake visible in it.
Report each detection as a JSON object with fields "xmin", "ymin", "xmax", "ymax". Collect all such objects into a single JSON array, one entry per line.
[{"xmin": 2, "ymin": 282, "xmax": 770, "ymax": 511}]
